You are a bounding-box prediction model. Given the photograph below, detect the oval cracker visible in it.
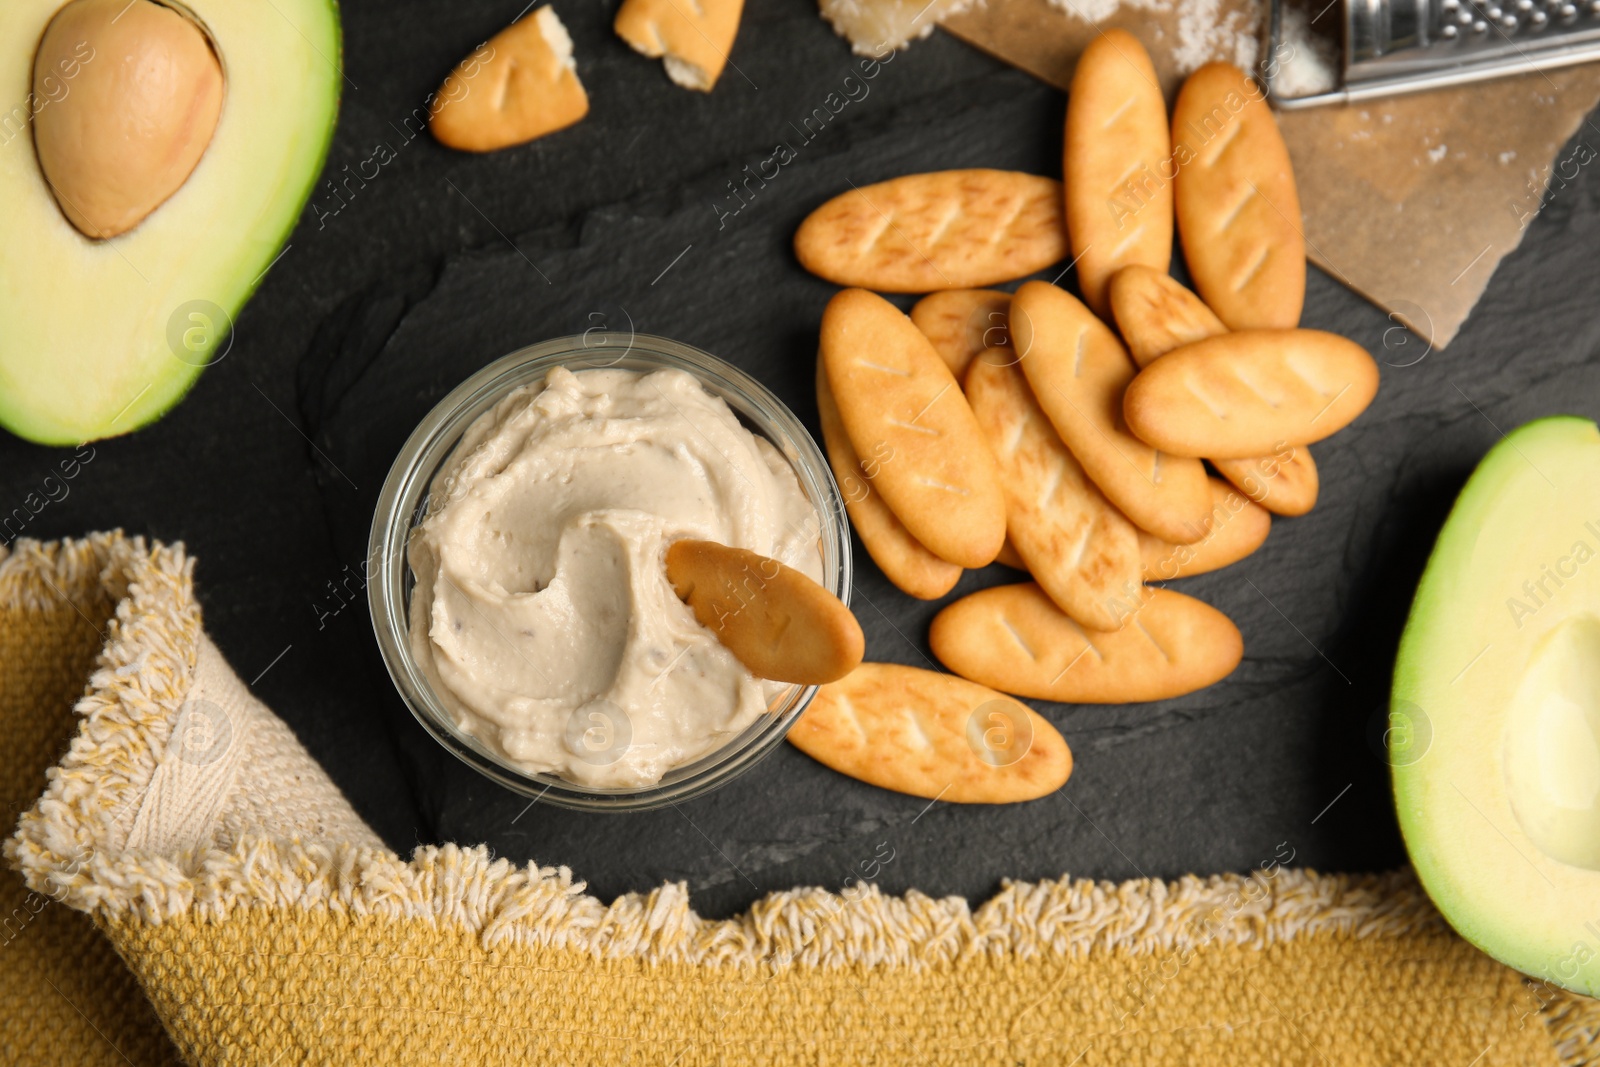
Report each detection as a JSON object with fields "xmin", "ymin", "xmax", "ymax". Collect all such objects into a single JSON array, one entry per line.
[
  {"xmin": 910, "ymin": 289, "xmax": 1012, "ymax": 379},
  {"xmin": 1065, "ymin": 30, "xmax": 1173, "ymax": 316},
  {"xmin": 930, "ymin": 583, "xmax": 1242, "ymax": 703},
  {"xmin": 995, "ymin": 538, "xmax": 1027, "ymax": 571},
  {"xmin": 817, "ymin": 359, "xmax": 961, "ymax": 600},
  {"xmin": 1123, "ymin": 329, "xmax": 1380, "ymax": 459},
  {"xmin": 965, "ymin": 351, "xmax": 1142, "ymax": 631},
  {"xmin": 788, "ymin": 663, "xmax": 1073, "ymax": 803},
  {"xmin": 1139, "ymin": 478, "xmax": 1271, "ymax": 581},
  {"xmin": 1212, "ymin": 447, "xmax": 1319, "ymax": 517},
  {"xmin": 1108, "ymin": 264, "xmax": 1227, "ymax": 370},
  {"xmin": 1011, "ymin": 280, "xmax": 1213, "ymax": 545},
  {"xmin": 665, "ymin": 540, "xmax": 864, "ymax": 685},
  {"xmin": 821, "ymin": 289, "xmax": 1006, "ymax": 569},
  {"xmin": 1172, "ymin": 63, "xmax": 1304, "ymax": 330},
  {"xmin": 795, "ymin": 170, "xmax": 1067, "ymax": 292},
  {"xmin": 1109, "ymin": 266, "xmax": 1321, "ymax": 515}
]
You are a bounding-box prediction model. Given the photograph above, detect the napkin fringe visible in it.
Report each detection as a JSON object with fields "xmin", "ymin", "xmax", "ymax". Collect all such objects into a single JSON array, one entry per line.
[
  {"xmin": 4, "ymin": 532, "xmax": 1598, "ymax": 1061},
  {"xmin": 0, "ymin": 532, "xmax": 1440, "ymax": 966}
]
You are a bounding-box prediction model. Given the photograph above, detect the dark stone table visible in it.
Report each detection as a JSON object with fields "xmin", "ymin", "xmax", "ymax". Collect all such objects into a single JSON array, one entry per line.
[{"xmin": 8, "ymin": 0, "xmax": 1600, "ymax": 919}]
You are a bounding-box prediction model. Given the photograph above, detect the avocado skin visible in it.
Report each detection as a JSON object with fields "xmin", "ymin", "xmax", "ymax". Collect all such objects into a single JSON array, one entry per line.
[
  {"xmin": 108, "ymin": 8, "xmax": 345, "ymax": 447},
  {"xmin": 1391, "ymin": 414, "xmax": 1600, "ymax": 998},
  {"xmin": 134, "ymin": 4, "xmax": 346, "ymax": 442}
]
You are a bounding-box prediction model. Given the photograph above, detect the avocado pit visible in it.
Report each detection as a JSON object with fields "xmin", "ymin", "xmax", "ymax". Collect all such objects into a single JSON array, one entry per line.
[
  {"xmin": 32, "ymin": 0, "xmax": 223, "ymax": 239},
  {"xmin": 1505, "ymin": 614, "xmax": 1600, "ymax": 871}
]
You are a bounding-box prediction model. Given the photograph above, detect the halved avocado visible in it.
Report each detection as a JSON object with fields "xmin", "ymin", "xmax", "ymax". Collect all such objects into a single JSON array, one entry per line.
[
  {"xmin": 1394, "ymin": 415, "xmax": 1600, "ymax": 997},
  {"xmin": 0, "ymin": 0, "xmax": 340, "ymax": 444}
]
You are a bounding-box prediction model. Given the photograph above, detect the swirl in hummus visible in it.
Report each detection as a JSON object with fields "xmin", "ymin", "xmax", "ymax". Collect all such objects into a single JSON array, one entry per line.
[{"xmin": 408, "ymin": 366, "xmax": 823, "ymax": 787}]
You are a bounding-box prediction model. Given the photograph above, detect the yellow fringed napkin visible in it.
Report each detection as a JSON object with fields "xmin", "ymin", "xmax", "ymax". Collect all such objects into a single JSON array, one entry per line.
[{"xmin": 4, "ymin": 533, "xmax": 1598, "ymax": 1066}]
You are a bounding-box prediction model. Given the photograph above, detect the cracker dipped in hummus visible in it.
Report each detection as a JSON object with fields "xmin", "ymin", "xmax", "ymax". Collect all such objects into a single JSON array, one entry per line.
[{"xmin": 408, "ymin": 366, "xmax": 823, "ymax": 787}]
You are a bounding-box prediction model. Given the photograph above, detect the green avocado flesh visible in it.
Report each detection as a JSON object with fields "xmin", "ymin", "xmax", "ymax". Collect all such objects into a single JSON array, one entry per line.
[
  {"xmin": 1394, "ymin": 415, "xmax": 1600, "ymax": 997},
  {"xmin": 0, "ymin": 0, "xmax": 340, "ymax": 444}
]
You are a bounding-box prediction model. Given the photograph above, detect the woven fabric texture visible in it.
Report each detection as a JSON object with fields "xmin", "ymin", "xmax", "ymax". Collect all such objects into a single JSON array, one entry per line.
[
  {"xmin": 1, "ymin": 535, "xmax": 180, "ymax": 1066},
  {"xmin": 4, "ymin": 532, "xmax": 1599, "ymax": 1066}
]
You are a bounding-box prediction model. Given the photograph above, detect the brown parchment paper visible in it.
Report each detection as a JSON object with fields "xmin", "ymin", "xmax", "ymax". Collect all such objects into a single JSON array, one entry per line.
[{"xmin": 942, "ymin": 0, "xmax": 1600, "ymax": 348}]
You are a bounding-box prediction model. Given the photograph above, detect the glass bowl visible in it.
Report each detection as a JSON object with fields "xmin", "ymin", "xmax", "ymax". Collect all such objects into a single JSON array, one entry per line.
[{"xmin": 368, "ymin": 335, "xmax": 851, "ymax": 812}]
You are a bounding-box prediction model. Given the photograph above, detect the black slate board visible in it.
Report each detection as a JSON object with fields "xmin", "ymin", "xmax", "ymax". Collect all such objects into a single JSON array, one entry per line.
[{"xmin": 7, "ymin": 0, "xmax": 1600, "ymax": 921}]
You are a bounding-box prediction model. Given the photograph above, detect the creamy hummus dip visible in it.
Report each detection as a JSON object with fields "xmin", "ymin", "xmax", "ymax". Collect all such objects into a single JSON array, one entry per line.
[{"xmin": 408, "ymin": 366, "xmax": 823, "ymax": 787}]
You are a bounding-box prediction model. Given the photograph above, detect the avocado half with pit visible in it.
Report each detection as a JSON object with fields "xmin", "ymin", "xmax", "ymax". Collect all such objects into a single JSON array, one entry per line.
[
  {"xmin": 0, "ymin": 0, "xmax": 340, "ymax": 444},
  {"xmin": 1394, "ymin": 415, "xmax": 1600, "ymax": 997}
]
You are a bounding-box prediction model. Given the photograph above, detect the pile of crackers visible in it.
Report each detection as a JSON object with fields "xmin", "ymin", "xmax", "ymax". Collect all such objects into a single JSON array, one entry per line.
[{"xmin": 788, "ymin": 35, "xmax": 1380, "ymax": 805}]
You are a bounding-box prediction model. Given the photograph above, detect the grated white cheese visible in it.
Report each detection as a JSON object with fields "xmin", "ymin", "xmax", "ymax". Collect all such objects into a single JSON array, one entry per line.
[
  {"xmin": 1044, "ymin": 0, "xmax": 1260, "ymax": 75},
  {"xmin": 819, "ymin": 0, "xmax": 1258, "ymax": 69},
  {"xmin": 1272, "ymin": 2, "xmax": 1337, "ymax": 97},
  {"xmin": 819, "ymin": 0, "xmax": 980, "ymax": 55}
]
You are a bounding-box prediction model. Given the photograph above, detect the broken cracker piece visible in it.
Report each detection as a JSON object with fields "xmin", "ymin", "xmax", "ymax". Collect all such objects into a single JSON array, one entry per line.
[
  {"xmin": 616, "ymin": 0, "xmax": 744, "ymax": 92},
  {"xmin": 430, "ymin": 8, "xmax": 589, "ymax": 153}
]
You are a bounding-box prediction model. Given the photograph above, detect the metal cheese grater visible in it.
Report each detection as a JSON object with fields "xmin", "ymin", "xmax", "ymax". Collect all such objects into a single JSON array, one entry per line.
[{"xmin": 1262, "ymin": 0, "xmax": 1600, "ymax": 107}]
